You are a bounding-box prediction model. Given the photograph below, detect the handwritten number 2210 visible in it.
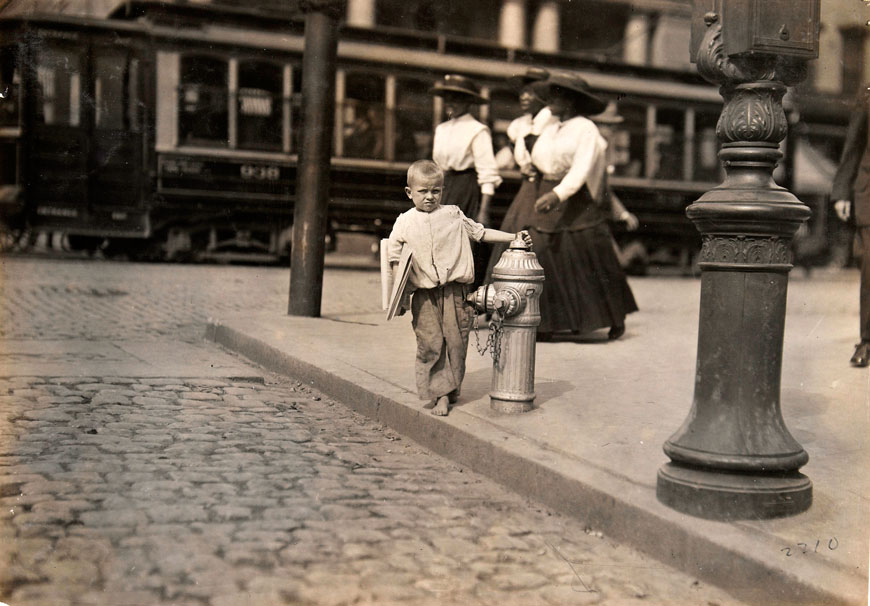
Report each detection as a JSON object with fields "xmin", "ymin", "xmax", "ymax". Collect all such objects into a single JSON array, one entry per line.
[{"xmin": 781, "ymin": 538, "xmax": 838, "ymax": 556}]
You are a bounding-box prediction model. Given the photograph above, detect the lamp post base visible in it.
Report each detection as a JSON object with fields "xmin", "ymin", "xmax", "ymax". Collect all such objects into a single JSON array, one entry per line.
[{"xmin": 657, "ymin": 463, "xmax": 812, "ymax": 521}]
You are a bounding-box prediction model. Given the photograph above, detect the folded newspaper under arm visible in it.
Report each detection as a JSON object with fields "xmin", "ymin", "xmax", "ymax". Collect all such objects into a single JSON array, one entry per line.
[
  {"xmin": 384, "ymin": 244, "xmax": 413, "ymax": 321},
  {"xmin": 379, "ymin": 239, "xmax": 392, "ymax": 310}
]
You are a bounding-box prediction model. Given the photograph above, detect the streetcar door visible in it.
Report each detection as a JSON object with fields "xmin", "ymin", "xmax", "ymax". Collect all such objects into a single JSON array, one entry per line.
[
  {"xmin": 88, "ymin": 45, "xmax": 146, "ymax": 236},
  {"xmin": 27, "ymin": 42, "xmax": 88, "ymax": 225}
]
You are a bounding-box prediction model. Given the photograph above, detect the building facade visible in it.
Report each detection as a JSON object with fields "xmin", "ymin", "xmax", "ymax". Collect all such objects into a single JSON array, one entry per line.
[{"xmin": 6, "ymin": 0, "xmax": 868, "ymax": 99}]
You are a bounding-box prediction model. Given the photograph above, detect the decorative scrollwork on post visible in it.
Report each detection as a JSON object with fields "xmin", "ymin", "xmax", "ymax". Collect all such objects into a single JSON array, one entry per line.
[
  {"xmin": 718, "ymin": 83, "xmax": 788, "ymax": 144},
  {"xmin": 699, "ymin": 235, "xmax": 792, "ymax": 268}
]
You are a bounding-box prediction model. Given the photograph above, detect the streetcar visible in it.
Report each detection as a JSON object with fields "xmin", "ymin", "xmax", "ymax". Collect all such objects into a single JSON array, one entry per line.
[{"xmin": 0, "ymin": 0, "xmax": 852, "ymax": 268}]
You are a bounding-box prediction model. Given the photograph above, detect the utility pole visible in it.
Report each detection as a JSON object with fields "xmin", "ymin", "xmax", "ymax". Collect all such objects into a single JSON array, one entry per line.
[{"xmin": 288, "ymin": 0, "xmax": 345, "ymax": 316}]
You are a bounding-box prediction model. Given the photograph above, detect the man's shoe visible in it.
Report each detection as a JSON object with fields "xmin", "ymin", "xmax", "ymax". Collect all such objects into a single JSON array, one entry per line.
[{"xmin": 850, "ymin": 342, "xmax": 870, "ymax": 368}]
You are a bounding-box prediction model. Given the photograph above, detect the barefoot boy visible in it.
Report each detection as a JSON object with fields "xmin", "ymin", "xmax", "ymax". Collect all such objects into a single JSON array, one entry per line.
[{"xmin": 388, "ymin": 160, "xmax": 532, "ymax": 416}]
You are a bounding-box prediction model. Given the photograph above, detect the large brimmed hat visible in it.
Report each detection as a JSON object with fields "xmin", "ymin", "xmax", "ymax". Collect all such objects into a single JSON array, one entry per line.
[
  {"xmin": 429, "ymin": 74, "xmax": 488, "ymax": 103},
  {"xmin": 533, "ymin": 72, "xmax": 607, "ymax": 116},
  {"xmin": 590, "ymin": 101, "xmax": 624, "ymax": 125},
  {"xmin": 506, "ymin": 67, "xmax": 550, "ymax": 92}
]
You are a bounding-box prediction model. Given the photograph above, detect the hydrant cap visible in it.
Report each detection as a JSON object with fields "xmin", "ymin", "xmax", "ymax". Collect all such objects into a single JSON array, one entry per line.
[
  {"xmin": 493, "ymin": 241, "xmax": 544, "ymax": 281},
  {"xmin": 509, "ymin": 235, "xmax": 530, "ymax": 250}
]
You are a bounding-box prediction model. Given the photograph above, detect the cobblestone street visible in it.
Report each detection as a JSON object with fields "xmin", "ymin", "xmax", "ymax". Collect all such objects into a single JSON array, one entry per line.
[{"xmin": 1, "ymin": 255, "xmax": 749, "ymax": 605}]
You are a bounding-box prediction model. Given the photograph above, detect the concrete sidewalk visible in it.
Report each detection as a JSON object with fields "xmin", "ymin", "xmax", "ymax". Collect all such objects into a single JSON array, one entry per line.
[{"xmin": 207, "ymin": 269, "xmax": 868, "ymax": 606}]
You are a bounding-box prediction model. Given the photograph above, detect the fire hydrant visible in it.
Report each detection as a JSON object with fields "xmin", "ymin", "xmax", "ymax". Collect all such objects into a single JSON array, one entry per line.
[{"xmin": 467, "ymin": 235, "xmax": 544, "ymax": 413}]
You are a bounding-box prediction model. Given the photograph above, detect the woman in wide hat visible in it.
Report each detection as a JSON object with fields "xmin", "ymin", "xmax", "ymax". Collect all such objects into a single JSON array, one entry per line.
[
  {"xmin": 430, "ymin": 74, "xmax": 502, "ymax": 287},
  {"xmin": 429, "ymin": 74, "xmax": 502, "ymax": 223},
  {"xmin": 486, "ymin": 67, "xmax": 556, "ymax": 279},
  {"xmin": 529, "ymin": 72, "xmax": 638, "ymax": 340}
]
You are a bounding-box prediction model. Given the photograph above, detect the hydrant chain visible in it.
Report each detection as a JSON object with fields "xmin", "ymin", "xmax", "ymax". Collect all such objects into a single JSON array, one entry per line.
[{"xmin": 472, "ymin": 311, "xmax": 504, "ymax": 363}]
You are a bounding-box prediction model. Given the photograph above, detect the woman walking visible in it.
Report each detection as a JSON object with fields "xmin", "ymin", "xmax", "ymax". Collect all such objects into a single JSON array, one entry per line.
[
  {"xmin": 430, "ymin": 74, "xmax": 502, "ymax": 285},
  {"xmin": 487, "ymin": 67, "xmax": 556, "ymax": 277},
  {"xmin": 429, "ymin": 74, "xmax": 502, "ymax": 222},
  {"xmin": 529, "ymin": 72, "xmax": 638, "ymax": 340}
]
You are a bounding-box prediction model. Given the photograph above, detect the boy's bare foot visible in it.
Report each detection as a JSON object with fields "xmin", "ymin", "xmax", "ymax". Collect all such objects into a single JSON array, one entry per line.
[
  {"xmin": 431, "ymin": 395, "xmax": 449, "ymax": 416},
  {"xmin": 423, "ymin": 399, "xmax": 437, "ymax": 409}
]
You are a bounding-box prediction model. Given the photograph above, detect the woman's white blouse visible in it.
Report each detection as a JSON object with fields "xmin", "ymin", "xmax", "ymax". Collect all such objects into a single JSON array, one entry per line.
[
  {"xmin": 432, "ymin": 114, "xmax": 503, "ymax": 195},
  {"xmin": 506, "ymin": 106, "xmax": 556, "ymax": 172},
  {"xmin": 531, "ymin": 115, "xmax": 608, "ymax": 202}
]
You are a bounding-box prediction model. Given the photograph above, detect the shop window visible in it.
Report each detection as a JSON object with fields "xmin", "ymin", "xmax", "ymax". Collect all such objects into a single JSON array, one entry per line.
[
  {"xmin": 238, "ymin": 60, "xmax": 283, "ymax": 151},
  {"xmin": 178, "ymin": 55, "xmax": 228, "ymax": 145},
  {"xmin": 35, "ymin": 47, "xmax": 82, "ymax": 127},
  {"xmin": 560, "ymin": 1, "xmax": 629, "ymax": 57}
]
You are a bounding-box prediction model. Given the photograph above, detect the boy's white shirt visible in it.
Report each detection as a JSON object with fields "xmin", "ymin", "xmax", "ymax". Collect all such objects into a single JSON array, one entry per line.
[
  {"xmin": 432, "ymin": 114, "xmax": 503, "ymax": 195},
  {"xmin": 387, "ymin": 205, "xmax": 485, "ymax": 289}
]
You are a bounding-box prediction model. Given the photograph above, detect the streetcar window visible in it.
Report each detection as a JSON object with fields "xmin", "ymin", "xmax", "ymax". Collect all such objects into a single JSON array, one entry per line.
[
  {"xmin": 654, "ymin": 108, "xmax": 684, "ymax": 180},
  {"xmin": 0, "ymin": 46, "xmax": 20, "ymax": 128},
  {"xmin": 394, "ymin": 77, "xmax": 433, "ymax": 162},
  {"xmin": 341, "ymin": 72, "xmax": 385, "ymax": 160},
  {"xmin": 488, "ymin": 87, "xmax": 519, "ymax": 139},
  {"xmin": 94, "ymin": 52, "xmax": 127, "ymax": 130},
  {"xmin": 693, "ymin": 110, "xmax": 720, "ymax": 182},
  {"xmin": 597, "ymin": 121, "xmax": 631, "ymax": 175},
  {"xmin": 237, "ymin": 60, "xmax": 282, "ymax": 151},
  {"xmin": 290, "ymin": 67, "xmax": 302, "ymax": 154},
  {"xmin": 128, "ymin": 58, "xmax": 141, "ymax": 133},
  {"xmin": 35, "ymin": 47, "xmax": 82, "ymax": 127},
  {"xmin": 178, "ymin": 55, "xmax": 228, "ymax": 145},
  {"xmin": 610, "ymin": 102, "xmax": 645, "ymax": 178}
]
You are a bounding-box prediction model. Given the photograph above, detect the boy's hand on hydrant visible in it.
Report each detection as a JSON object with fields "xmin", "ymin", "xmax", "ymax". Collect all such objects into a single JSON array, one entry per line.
[
  {"xmin": 535, "ymin": 192, "xmax": 560, "ymax": 213},
  {"xmin": 516, "ymin": 230, "xmax": 532, "ymax": 247}
]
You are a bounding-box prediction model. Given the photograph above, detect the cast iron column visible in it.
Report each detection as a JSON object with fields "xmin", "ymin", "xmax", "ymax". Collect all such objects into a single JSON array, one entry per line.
[
  {"xmin": 656, "ymin": 12, "xmax": 814, "ymax": 520},
  {"xmin": 288, "ymin": 0, "xmax": 343, "ymax": 316}
]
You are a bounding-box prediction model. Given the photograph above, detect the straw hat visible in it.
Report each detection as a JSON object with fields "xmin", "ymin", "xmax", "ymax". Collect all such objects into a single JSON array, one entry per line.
[
  {"xmin": 590, "ymin": 101, "xmax": 624, "ymax": 125},
  {"xmin": 506, "ymin": 67, "xmax": 550, "ymax": 92},
  {"xmin": 533, "ymin": 72, "xmax": 607, "ymax": 116},
  {"xmin": 429, "ymin": 74, "xmax": 488, "ymax": 103}
]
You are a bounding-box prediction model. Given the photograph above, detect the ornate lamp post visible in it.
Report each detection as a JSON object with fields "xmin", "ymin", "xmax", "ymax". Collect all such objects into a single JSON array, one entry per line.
[{"xmin": 656, "ymin": 0, "xmax": 820, "ymax": 520}]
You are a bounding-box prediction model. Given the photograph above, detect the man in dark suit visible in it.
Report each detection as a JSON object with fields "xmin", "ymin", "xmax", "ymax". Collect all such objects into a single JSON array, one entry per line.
[{"xmin": 832, "ymin": 87, "xmax": 870, "ymax": 367}]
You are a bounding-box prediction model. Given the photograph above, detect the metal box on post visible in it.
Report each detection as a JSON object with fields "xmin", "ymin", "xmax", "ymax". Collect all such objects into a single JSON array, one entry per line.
[
  {"xmin": 722, "ymin": 0, "xmax": 819, "ymax": 57},
  {"xmin": 690, "ymin": 0, "xmax": 819, "ymax": 60}
]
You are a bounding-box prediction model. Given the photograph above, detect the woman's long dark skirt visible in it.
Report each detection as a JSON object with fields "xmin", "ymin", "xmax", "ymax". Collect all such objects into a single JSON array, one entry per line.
[
  {"xmin": 531, "ymin": 222, "xmax": 638, "ymax": 335},
  {"xmin": 443, "ymin": 168, "xmax": 487, "ymax": 287},
  {"xmin": 486, "ymin": 177, "xmax": 538, "ymax": 280},
  {"xmin": 442, "ymin": 169, "xmax": 480, "ymax": 218}
]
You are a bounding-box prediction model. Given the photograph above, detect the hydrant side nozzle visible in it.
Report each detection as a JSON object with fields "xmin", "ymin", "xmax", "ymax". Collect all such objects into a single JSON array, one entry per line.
[
  {"xmin": 466, "ymin": 283, "xmax": 495, "ymax": 313},
  {"xmin": 493, "ymin": 287, "xmax": 523, "ymax": 318}
]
